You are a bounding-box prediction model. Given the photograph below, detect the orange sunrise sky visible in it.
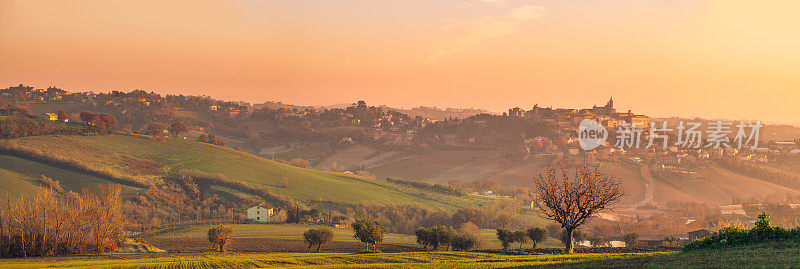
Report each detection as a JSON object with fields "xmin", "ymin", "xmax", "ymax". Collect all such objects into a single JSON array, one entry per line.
[{"xmin": 1, "ymin": 0, "xmax": 799, "ymax": 123}]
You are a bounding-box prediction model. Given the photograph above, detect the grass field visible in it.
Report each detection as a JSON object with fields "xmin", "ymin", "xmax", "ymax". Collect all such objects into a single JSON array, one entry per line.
[
  {"xmin": 147, "ymin": 223, "xmax": 564, "ymax": 251},
  {"xmin": 3, "ymin": 244, "xmax": 799, "ymax": 268},
  {"xmin": 151, "ymin": 223, "xmax": 418, "ymax": 246},
  {"xmin": 0, "ymin": 155, "xmax": 140, "ymax": 206},
  {"xmin": 0, "ymin": 251, "xmax": 659, "ymax": 268},
  {"xmin": 0, "ymin": 134, "xmax": 490, "ymax": 209}
]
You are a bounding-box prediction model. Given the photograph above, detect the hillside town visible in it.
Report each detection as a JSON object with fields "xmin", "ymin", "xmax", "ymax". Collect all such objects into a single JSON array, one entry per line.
[{"xmin": 4, "ymin": 85, "xmax": 800, "ymax": 168}]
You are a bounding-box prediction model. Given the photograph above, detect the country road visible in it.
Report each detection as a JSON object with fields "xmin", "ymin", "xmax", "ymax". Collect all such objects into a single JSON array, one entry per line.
[{"xmin": 633, "ymin": 164, "xmax": 654, "ymax": 209}]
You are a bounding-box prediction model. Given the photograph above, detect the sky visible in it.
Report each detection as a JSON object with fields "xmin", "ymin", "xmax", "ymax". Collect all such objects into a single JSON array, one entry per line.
[{"xmin": 2, "ymin": 0, "xmax": 800, "ymax": 123}]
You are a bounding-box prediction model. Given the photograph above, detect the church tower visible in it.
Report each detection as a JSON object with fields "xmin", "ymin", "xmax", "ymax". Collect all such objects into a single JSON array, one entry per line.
[{"xmin": 606, "ymin": 96, "xmax": 614, "ymax": 109}]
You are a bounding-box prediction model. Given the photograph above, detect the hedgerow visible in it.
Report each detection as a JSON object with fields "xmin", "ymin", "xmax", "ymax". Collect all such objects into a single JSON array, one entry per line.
[{"xmin": 684, "ymin": 212, "xmax": 800, "ymax": 251}]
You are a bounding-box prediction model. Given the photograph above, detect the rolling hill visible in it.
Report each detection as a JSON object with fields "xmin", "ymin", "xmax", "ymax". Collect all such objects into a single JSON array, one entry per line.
[
  {"xmin": 0, "ymin": 133, "xmax": 490, "ymax": 210},
  {"xmin": 0, "ymin": 155, "xmax": 141, "ymax": 206}
]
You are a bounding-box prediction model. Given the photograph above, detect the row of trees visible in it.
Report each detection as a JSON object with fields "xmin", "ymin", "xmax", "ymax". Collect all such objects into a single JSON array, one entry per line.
[
  {"xmin": 414, "ymin": 225, "xmax": 478, "ymax": 251},
  {"xmin": 496, "ymin": 228, "xmax": 547, "ymax": 249},
  {"xmin": 0, "ymin": 115, "xmax": 47, "ymax": 138},
  {"xmin": 0, "ymin": 186, "xmax": 125, "ymax": 258}
]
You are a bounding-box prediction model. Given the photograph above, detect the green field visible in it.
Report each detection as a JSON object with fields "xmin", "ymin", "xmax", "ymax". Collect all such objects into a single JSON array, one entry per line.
[
  {"xmin": 0, "ymin": 251, "xmax": 656, "ymax": 268},
  {"xmin": 3, "ymin": 244, "xmax": 800, "ymax": 268},
  {"xmin": 0, "ymin": 155, "xmax": 140, "ymax": 206},
  {"xmin": 149, "ymin": 223, "xmax": 564, "ymax": 250},
  {"xmin": 152, "ymin": 223, "xmax": 418, "ymax": 246},
  {"xmin": 0, "ymin": 134, "xmax": 490, "ymax": 209}
]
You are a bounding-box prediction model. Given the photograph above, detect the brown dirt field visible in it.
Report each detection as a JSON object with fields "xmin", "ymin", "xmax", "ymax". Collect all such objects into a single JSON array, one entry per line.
[
  {"xmin": 479, "ymin": 246, "xmax": 682, "ymax": 255},
  {"xmin": 651, "ymin": 165, "xmax": 800, "ymax": 205},
  {"xmin": 147, "ymin": 238, "xmax": 423, "ymax": 253}
]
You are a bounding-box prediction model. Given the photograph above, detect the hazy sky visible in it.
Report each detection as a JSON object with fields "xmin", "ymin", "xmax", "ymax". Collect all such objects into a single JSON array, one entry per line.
[{"xmin": 2, "ymin": 0, "xmax": 799, "ymax": 123}]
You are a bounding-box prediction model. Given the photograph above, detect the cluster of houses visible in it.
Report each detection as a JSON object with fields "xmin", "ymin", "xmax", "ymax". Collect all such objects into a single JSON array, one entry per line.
[{"xmin": 508, "ymin": 97, "xmax": 651, "ymax": 130}]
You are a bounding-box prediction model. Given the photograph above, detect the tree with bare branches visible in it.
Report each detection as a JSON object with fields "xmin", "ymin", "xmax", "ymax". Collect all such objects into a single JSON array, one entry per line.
[
  {"xmin": 531, "ymin": 162, "xmax": 625, "ymax": 253},
  {"xmin": 207, "ymin": 225, "xmax": 233, "ymax": 252}
]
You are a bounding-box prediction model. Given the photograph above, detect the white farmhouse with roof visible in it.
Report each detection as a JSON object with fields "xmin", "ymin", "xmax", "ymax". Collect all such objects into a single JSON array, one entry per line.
[{"xmin": 246, "ymin": 206, "xmax": 273, "ymax": 223}]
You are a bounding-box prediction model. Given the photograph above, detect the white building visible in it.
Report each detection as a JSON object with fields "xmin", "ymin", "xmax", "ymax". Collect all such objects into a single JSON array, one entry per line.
[{"xmin": 246, "ymin": 206, "xmax": 273, "ymax": 223}]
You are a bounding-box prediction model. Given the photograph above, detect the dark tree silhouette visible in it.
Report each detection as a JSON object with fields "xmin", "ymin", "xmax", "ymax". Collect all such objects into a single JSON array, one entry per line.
[
  {"xmin": 527, "ymin": 227, "xmax": 548, "ymax": 249},
  {"xmin": 532, "ymin": 162, "xmax": 625, "ymax": 253}
]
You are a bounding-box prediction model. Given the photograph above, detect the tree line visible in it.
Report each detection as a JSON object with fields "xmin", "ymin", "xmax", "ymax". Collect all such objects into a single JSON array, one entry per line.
[{"xmin": 0, "ymin": 186, "xmax": 125, "ymax": 258}]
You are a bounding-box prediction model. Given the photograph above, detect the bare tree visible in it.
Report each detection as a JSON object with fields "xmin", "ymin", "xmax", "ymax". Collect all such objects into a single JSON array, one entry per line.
[{"xmin": 531, "ymin": 162, "xmax": 625, "ymax": 253}]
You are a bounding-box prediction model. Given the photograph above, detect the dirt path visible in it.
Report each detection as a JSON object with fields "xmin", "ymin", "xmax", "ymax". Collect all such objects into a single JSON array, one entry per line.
[{"xmin": 632, "ymin": 164, "xmax": 654, "ymax": 209}]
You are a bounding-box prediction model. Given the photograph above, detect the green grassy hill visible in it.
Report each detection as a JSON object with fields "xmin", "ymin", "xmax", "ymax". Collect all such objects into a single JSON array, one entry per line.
[
  {"xmin": 0, "ymin": 155, "xmax": 140, "ymax": 206},
  {"xmin": 0, "ymin": 134, "xmax": 490, "ymax": 209}
]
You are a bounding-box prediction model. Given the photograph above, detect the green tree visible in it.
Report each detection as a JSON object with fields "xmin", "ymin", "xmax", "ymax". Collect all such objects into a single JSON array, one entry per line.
[
  {"xmin": 303, "ymin": 228, "xmax": 334, "ymax": 252},
  {"xmin": 496, "ymin": 229, "xmax": 514, "ymax": 250},
  {"xmin": 513, "ymin": 231, "xmax": 528, "ymax": 249},
  {"xmin": 352, "ymin": 219, "xmax": 383, "ymax": 251},
  {"xmin": 450, "ymin": 234, "xmax": 477, "ymax": 251},
  {"xmin": 526, "ymin": 227, "xmax": 548, "ymax": 249},
  {"xmin": 432, "ymin": 226, "xmax": 457, "ymax": 250}
]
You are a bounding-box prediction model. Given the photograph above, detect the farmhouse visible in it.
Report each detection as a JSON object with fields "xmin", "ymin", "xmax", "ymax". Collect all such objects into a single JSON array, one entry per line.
[
  {"xmin": 42, "ymin": 113, "xmax": 58, "ymax": 121},
  {"xmin": 246, "ymin": 206, "xmax": 274, "ymax": 223}
]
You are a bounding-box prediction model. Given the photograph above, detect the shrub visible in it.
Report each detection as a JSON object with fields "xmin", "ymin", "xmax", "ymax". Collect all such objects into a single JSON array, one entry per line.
[
  {"xmin": 684, "ymin": 212, "xmax": 800, "ymax": 251},
  {"xmin": 289, "ymin": 158, "xmax": 310, "ymax": 168}
]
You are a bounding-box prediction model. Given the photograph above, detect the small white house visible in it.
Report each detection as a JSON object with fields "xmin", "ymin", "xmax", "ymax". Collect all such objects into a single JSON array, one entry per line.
[{"xmin": 246, "ymin": 206, "xmax": 273, "ymax": 223}]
